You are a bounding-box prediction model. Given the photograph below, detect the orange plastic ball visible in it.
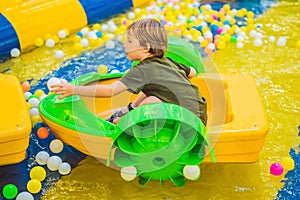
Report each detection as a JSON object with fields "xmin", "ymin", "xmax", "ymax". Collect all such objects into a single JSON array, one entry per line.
[
  {"xmin": 37, "ymin": 127, "xmax": 49, "ymax": 139},
  {"xmin": 21, "ymin": 81, "xmax": 31, "ymax": 92}
]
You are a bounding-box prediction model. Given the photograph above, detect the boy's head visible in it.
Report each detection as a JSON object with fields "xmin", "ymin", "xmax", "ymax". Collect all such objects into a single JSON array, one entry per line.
[{"xmin": 126, "ymin": 19, "xmax": 168, "ymax": 58}]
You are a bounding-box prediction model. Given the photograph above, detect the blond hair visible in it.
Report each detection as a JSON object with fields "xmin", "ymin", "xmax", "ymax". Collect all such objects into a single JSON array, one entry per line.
[{"xmin": 127, "ymin": 19, "xmax": 168, "ymax": 57}]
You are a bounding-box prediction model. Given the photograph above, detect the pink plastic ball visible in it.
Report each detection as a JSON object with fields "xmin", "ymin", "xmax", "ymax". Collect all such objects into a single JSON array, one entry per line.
[
  {"xmin": 270, "ymin": 163, "xmax": 284, "ymax": 176},
  {"xmin": 217, "ymin": 28, "xmax": 223, "ymax": 35}
]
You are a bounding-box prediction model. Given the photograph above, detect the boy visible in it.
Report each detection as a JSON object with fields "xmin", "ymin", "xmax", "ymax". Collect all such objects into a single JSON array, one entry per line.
[{"xmin": 51, "ymin": 19, "xmax": 207, "ymax": 125}]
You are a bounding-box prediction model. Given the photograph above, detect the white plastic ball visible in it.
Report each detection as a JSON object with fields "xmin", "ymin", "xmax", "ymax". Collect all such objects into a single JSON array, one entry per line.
[
  {"xmin": 28, "ymin": 98, "xmax": 40, "ymax": 108},
  {"xmin": 105, "ymin": 40, "xmax": 115, "ymax": 49},
  {"xmin": 249, "ymin": 30, "xmax": 257, "ymax": 37},
  {"xmin": 10, "ymin": 48, "xmax": 21, "ymax": 57},
  {"xmin": 39, "ymin": 94, "xmax": 48, "ymax": 100},
  {"xmin": 207, "ymin": 43, "xmax": 216, "ymax": 50},
  {"xmin": 58, "ymin": 30, "xmax": 67, "ymax": 39},
  {"xmin": 80, "ymin": 27, "xmax": 89, "ymax": 36},
  {"xmin": 277, "ymin": 36, "xmax": 286, "ymax": 47},
  {"xmin": 16, "ymin": 191, "xmax": 34, "ymax": 200},
  {"xmin": 236, "ymin": 42, "xmax": 244, "ymax": 49},
  {"xmin": 80, "ymin": 38, "xmax": 89, "ymax": 47},
  {"xmin": 120, "ymin": 166, "xmax": 137, "ymax": 181},
  {"xmin": 29, "ymin": 108, "xmax": 39, "ymax": 117},
  {"xmin": 87, "ymin": 31, "xmax": 97, "ymax": 39},
  {"xmin": 128, "ymin": 12, "xmax": 135, "ymax": 20},
  {"xmin": 24, "ymin": 92, "xmax": 33, "ymax": 100},
  {"xmin": 35, "ymin": 151, "xmax": 50, "ymax": 165},
  {"xmin": 110, "ymin": 69, "xmax": 120, "ymax": 74},
  {"xmin": 269, "ymin": 36, "xmax": 275, "ymax": 42},
  {"xmin": 109, "ymin": 25, "xmax": 117, "ymax": 33},
  {"xmin": 183, "ymin": 165, "xmax": 200, "ymax": 181},
  {"xmin": 54, "ymin": 50, "xmax": 64, "ymax": 59},
  {"xmin": 47, "ymin": 156, "xmax": 62, "ymax": 171},
  {"xmin": 58, "ymin": 162, "xmax": 72, "ymax": 175},
  {"xmin": 49, "ymin": 139, "xmax": 64, "ymax": 153},
  {"xmin": 47, "ymin": 77, "xmax": 61, "ymax": 90},
  {"xmin": 236, "ymin": 35, "xmax": 245, "ymax": 41},
  {"xmin": 101, "ymin": 24, "xmax": 109, "ymax": 32},
  {"xmin": 45, "ymin": 39, "xmax": 55, "ymax": 48},
  {"xmin": 253, "ymin": 38, "xmax": 263, "ymax": 47}
]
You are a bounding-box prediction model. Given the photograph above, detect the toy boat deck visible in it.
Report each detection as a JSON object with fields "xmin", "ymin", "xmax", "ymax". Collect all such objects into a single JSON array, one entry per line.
[{"xmin": 0, "ymin": 74, "xmax": 31, "ymax": 166}]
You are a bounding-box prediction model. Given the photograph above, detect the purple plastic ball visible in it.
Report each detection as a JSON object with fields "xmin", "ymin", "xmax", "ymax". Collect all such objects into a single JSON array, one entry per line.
[{"xmin": 270, "ymin": 163, "xmax": 284, "ymax": 176}]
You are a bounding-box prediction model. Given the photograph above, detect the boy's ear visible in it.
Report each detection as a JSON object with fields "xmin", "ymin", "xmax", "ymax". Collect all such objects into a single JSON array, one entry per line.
[{"xmin": 143, "ymin": 43, "xmax": 150, "ymax": 52}]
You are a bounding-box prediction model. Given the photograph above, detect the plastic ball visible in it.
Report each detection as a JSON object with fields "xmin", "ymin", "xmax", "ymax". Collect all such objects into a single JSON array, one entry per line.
[
  {"xmin": 281, "ymin": 156, "xmax": 295, "ymax": 171},
  {"xmin": 54, "ymin": 50, "xmax": 64, "ymax": 59},
  {"xmin": 183, "ymin": 165, "xmax": 201, "ymax": 181},
  {"xmin": 128, "ymin": 12, "xmax": 135, "ymax": 20},
  {"xmin": 296, "ymin": 40, "xmax": 300, "ymax": 48},
  {"xmin": 49, "ymin": 139, "xmax": 64, "ymax": 153},
  {"xmin": 253, "ymin": 38, "xmax": 263, "ymax": 47},
  {"xmin": 73, "ymin": 42, "xmax": 83, "ymax": 52},
  {"xmin": 80, "ymin": 38, "xmax": 89, "ymax": 47},
  {"xmin": 92, "ymin": 23, "xmax": 101, "ymax": 30},
  {"xmin": 47, "ymin": 156, "xmax": 62, "ymax": 171},
  {"xmin": 30, "ymin": 166, "xmax": 46, "ymax": 181},
  {"xmin": 10, "ymin": 48, "xmax": 21, "ymax": 57},
  {"xmin": 24, "ymin": 92, "xmax": 33, "ymax": 100},
  {"xmin": 58, "ymin": 162, "xmax": 72, "ymax": 175},
  {"xmin": 270, "ymin": 163, "xmax": 284, "ymax": 176},
  {"xmin": 276, "ymin": 36, "xmax": 286, "ymax": 47},
  {"xmin": 2, "ymin": 184, "xmax": 18, "ymax": 199},
  {"xmin": 37, "ymin": 127, "xmax": 49, "ymax": 139},
  {"xmin": 35, "ymin": 151, "xmax": 50, "ymax": 165},
  {"xmin": 98, "ymin": 64, "xmax": 108, "ymax": 74},
  {"xmin": 27, "ymin": 179, "xmax": 42, "ymax": 194},
  {"xmin": 29, "ymin": 108, "xmax": 39, "ymax": 117},
  {"xmin": 35, "ymin": 38, "xmax": 44, "ymax": 47},
  {"xmin": 105, "ymin": 40, "xmax": 115, "ymax": 49},
  {"xmin": 28, "ymin": 98, "xmax": 40, "ymax": 108},
  {"xmin": 268, "ymin": 36, "xmax": 275, "ymax": 42},
  {"xmin": 110, "ymin": 69, "xmax": 120, "ymax": 74},
  {"xmin": 21, "ymin": 81, "xmax": 31, "ymax": 92},
  {"xmin": 31, "ymin": 115, "xmax": 43, "ymax": 126},
  {"xmin": 236, "ymin": 41, "xmax": 244, "ymax": 49},
  {"xmin": 80, "ymin": 27, "xmax": 90, "ymax": 35},
  {"xmin": 45, "ymin": 39, "xmax": 55, "ymax": 48},
  {"xmin": 120, "ymin": 166, "xmax": 137, "ymax": 181},
  {"xmin": 47, "ymin": 77, "xmax": 61, "ymax": 90},
  {"xmin": 39, "ymin": 94, "xmax": 48, "ymax": 101},
  {"xmin": 34, "ymin": 89, "xmax": 45, "ymax": 98},
  {"xmin": 58, "ymin": 29, "xmax": 67, "ymax": 38},
  {"xmin": 16, "ymin": 191, "xmax": 34, "ymax": 200}
]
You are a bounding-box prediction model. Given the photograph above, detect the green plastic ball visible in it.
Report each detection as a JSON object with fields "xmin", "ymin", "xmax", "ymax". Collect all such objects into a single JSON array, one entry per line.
[{"xmin": 2, "ymin": 184, "xmax": 18, "ymax": 199}]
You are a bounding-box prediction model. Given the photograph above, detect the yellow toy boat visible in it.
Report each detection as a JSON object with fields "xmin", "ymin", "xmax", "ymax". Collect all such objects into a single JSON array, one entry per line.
[
  {"xmin": 0, "ymin": 74, "xmax": 31, "ymax": 166},
  {"xmin": 39, "ymin": 36, "xmax": 268, "ymax": 185}
]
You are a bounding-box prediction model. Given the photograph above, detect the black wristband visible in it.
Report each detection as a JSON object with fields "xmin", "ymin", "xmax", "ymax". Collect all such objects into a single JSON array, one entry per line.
[{"xmin": 127, "ymin": 102, "xmax": 134, "ymax": 111}]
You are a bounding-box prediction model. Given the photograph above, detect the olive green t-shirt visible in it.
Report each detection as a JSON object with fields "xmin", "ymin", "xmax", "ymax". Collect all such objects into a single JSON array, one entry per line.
[{"xmin": 120, "ymin": 57, "xmax": 207, "ymax": 125}]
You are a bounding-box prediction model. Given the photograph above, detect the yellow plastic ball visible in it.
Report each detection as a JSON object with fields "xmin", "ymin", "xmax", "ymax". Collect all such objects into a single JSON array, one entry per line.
[
  {"xmin": 92, "ymin": 23, "xmax": 101, "ymax": 30},
  {"xmin": 73, "ymin": 35, "xmax": 82, "ymax": 43},
  {"xmin": 31, "ymin": 116, "xmax": 43, "ymax": 127},
  {"xmin": 26, "ymin": 102, "xmax": 31, "ymax": 110},
  {"xmin": 229, "ymin": 18, "xmax": 235, "ymax": 25},
  {"xmin": 27, "ymin": 179, "xmax": 42, "ymax": 194},
  {"xmin": 73, "ymin": 43, "xmax": 83, "ymax": 53},
  {"xmin": 64, "ymin": 28, "xmax": 70, "ymax": 36},
  {"xmin": 281, "ymin": 157, "xmax": 295, "ymax": 171},
  {"xmin": 236, "ymin": 10, "xmax": 244, "ymax": 18},
  {"xmin": 30, "ymin": 166, "xmax": 46, "ymax": 181},
  {"xmin": 217, "ymin": 41, "xmax": 226, "ymax": 49},
  {"xmin": 53, "ymin": 36, "xmax": 59, "ymax": 44},
  {"xmin": 34, "ymin": 89, "xmax": 45, "ymax": 99},
  {"xmin": 97, "ymin": 64, "xmax": 108, "ymax": 74},
  {"xmin": 247, "ymin": 11, "xmax": 254, "ymax": 18},
  {"xmin": 223, "ymin": 4, "xmax": 231, "ymax": 12},
  {"xmin": 240, "ymin": 26, "xmax": 248, "ymax": 33},
  {"xmin": 296, "ymin": 40, "xmax": 300, "ymax": 48},
  {"xmin": 35, "ymin": 38, "xmax": 44, "ymax": 47},
  {"xmin": 200, "ymin": 39, "xmax": 208, "ymax": 47}
]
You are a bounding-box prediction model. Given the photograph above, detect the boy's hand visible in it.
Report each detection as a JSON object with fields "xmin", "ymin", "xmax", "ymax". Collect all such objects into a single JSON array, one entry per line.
[{"xmin": 51, "ymin": 82, "xmax": 75, "ymax": 99}]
